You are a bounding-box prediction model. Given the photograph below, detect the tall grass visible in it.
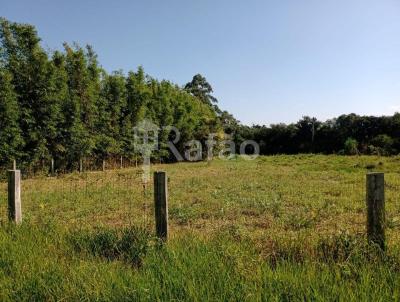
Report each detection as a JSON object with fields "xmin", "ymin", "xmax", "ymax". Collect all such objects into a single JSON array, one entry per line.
[{"xmin": 0, "ymin": 223, "xmax": 399, "ymax": 301}]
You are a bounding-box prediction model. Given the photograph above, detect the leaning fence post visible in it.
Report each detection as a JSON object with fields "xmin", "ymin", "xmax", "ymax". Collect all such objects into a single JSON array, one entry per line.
[
  {"xmin": 8, "ymin": 169, "xmax": 22, "ymax": 224},
  {"xmin": 154, "ymin": 171, "xmax": 168, "ymax": 240},
  {"xmin": 366, "ymin": 172, "xmax": 385, "ymax": 250}
]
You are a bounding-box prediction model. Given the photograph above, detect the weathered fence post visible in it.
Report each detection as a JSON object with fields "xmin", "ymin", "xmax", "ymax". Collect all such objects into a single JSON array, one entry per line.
[
  {"xmin": 79, "ymin": 159, "xmax": 83, "ymax": 173},
  {"xmin": 366, "ymin": 172, "xmax": 385, "ymax": 250},
  {"xmin": 120, "ymin": 156, "xmax": 123, "ymax": 169},
  {"xmin": 12, "ymin": 160, "xmax": 16, "ymax": 170},
  {"xmin": 154, "ymin": 171, "xmax": 168, "ymax": 240},
  {"xmin": 8, "ymin": 169, "xmax": 22, "ymax": 224},
  {"xmin": 102, "ymin": 159, "xmax": 106, "ymax": 172}
]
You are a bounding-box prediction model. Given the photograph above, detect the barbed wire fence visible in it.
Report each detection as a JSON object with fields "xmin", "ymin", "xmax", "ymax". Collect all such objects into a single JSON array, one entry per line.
[
  {"xmin": 0, "ymin": 156, "xmax": 157, "ymax": 230},
  {"xmin": 1, "ymin": 155, "xmax": 400, "ymax": 249}
]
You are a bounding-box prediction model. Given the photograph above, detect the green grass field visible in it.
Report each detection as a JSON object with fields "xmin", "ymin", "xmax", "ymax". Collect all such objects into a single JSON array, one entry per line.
[{"xmin": 1, "ymin": 155, "xmax": 400, "ymax": 301}]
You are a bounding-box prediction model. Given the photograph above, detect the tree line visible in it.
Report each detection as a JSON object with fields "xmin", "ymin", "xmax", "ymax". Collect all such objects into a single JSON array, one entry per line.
[
  {"xmin": 1, "ymin": 18, "xmax": 399, "ymax": 173},
  {"xmin": 0, "ymin": 18, "xmax": 227, "ymax": 171},
  {"xmin": 231, "ymin": 114, "xmax": 400, "ymax": 156}
]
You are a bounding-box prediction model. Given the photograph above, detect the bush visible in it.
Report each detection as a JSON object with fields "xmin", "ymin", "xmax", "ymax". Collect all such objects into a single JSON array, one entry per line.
[
  {"xmin": 344, "ymin": 138, "xmax": 358, "ymax": 155},
  {"xmin": 370, "ymin": 134, "xmax": 394, "ymax": 155}
]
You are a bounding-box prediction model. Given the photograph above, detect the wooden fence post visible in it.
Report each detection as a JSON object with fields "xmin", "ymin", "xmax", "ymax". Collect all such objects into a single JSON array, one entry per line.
[
  {"xmin": 366, "ymin": 172, "xmax": 385, "ymax": 250},
  {"xmin": 8, "ymin": 169, "xmax": 22, "ymax": 224},
  {"xmin": 79, "ymin": 159, "xmax": 83, "ymax": 173},
  {"xmin": 102, "ymin": 159, "xmax": 106, "ymax": 172},
  {"xmin": 154, "ymin": 171, "xmax": 168, "ymax": 240},
  {"xmin": 120, "ymin": 156, "xmax": 123, "ymax": 169}
]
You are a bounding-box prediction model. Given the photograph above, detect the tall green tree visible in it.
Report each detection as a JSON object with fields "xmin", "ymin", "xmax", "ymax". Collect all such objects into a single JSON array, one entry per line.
[
  {"xmin": 63, "ymin": 43, "xmax": 101, "ymax": 168},
  {"xmin": 0, "ymin": 19, "xmax": 224, "ymax": 167},
  {"xmin": 184, "ymin": 74, "xmax": 218, "ymax": 106},
  {"xmin": 95, "ymin": 70, "xmax": 127, "ymax": 160},
  {"xmin": 0, "ymin": 69, "xmax": 23, "ymax": 164},
  {"xmin": 50, "ymin": 51, "xmax": 69, "ymax": 165},
  {"xmin": 0, "ymin": 18, "xmax": 63, "ymax": 165}
]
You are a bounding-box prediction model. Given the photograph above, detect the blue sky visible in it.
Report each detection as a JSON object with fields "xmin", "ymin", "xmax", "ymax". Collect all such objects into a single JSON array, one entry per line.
[{"xmin": 2, "ymin": 0, "xmax": 400, "ymax": 125}]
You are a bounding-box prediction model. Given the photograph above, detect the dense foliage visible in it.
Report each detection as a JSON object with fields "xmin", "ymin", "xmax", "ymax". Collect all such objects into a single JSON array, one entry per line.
[
  {"xmin": 233, "ymin": 114, "xmax": 400, "ymax": 156},
  {"xmin": 0, "ymin": 18, "xmax": 221, "ymax": 169}
]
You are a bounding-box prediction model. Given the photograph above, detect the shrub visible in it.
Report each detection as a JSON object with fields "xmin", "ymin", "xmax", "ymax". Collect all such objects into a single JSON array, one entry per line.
[
  {"xmin": 370, "ymin": 134, "xmax": 394, "ymax": 155},
  {"xmin": 344, "ymin": 138, "xmax": 359, "ymax": 155}
]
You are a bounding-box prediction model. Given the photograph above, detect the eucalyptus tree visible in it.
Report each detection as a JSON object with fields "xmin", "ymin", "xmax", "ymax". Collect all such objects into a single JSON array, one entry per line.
[{"xmin": 184, "ymin": 74, "xmax": 218, "ymax": 106}]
